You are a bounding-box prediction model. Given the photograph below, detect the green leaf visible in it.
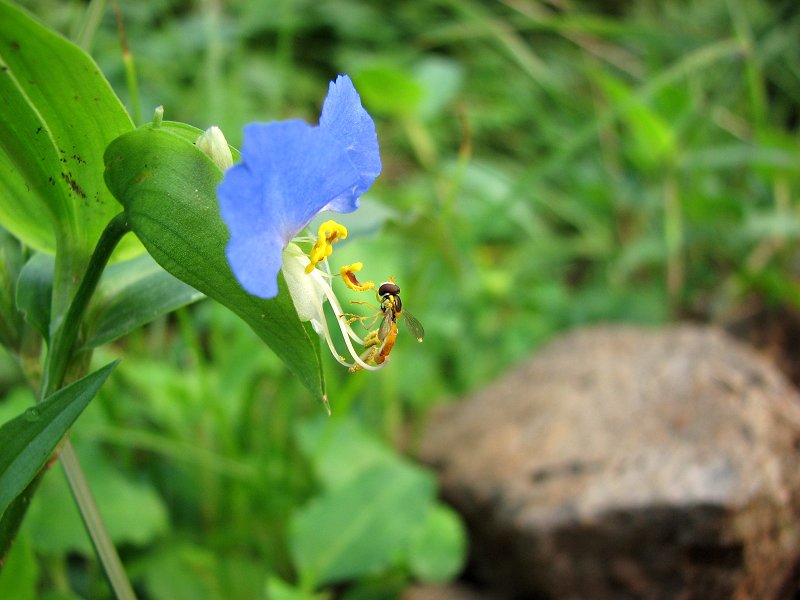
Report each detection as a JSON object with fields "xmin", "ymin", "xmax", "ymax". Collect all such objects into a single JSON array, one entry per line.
[
  {"xmin": 354, "ymin": 66, "xmax": 424, "ymax": 117},
  {"xmin": 0, "ymin": 0, "xmax": 140, "ymax": 320},
  {"xmin": 15, "ymin": 253, "xmax": 54, "ymax": 342},
  {"xmin": 137, "ymin": 544, "xmax": 219, "ymax": 600},
  {"xmin": 407, "ymin": 504, "xmax": 467, "ymax": 583},
  {"xmin": 296, "ymin": 415, "xmax": 400, "ymax": 490},
  {"xmin": 289, "ymin": 462, "xmax": 436, "ymax": 588},
  {"xmin": 591, "ymin": 69, "xmax": 676, "ymax": 169},
  {"xmin": 265, "ymin": 576, "xmax": 324, "ymax": 600},
  {"xmin": 103, "ymin": 125, "xmax": 324, "ymax": 399},
  {"xmin": 0, "ymin": 226, "xmax": 23, "ymax": 350},
  {"xmin": 82, "ymin": 253, "xmax": 205, "ymax": 348},
  {"xmin": 26, "ymin": 442, "xmax": 168, "ymax": 554},
  {"xmin": 0, "ymin": 361, "xmax": 117, "ymax": 517},
  {"xmin": 414, "ymin": 57, "xmax": 464, "ymax": 120},
  {"xmin": 0, "ymin": 530, "xmax": 37, "ymax": 599}
]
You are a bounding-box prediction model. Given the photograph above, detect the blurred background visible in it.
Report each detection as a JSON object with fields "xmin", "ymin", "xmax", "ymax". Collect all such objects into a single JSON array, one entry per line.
[{"xmin": 2, "ymin": 0, "xmax": 800, "ymax": 598}]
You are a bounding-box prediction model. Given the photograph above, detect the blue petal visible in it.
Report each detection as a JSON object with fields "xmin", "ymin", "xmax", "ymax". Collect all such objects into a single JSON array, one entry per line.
[
  {"xmin": 219, "ymin": 120, "xmax": 362, "ymax": 298},
  {"xmin": 319, "ymin": 74, "xmax": 382, "ymax": 213}
]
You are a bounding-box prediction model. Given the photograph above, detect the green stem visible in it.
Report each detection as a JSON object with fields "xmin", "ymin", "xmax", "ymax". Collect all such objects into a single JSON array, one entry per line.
[
  {"xmin": 60, "ymin": 440, "xmax": 137, "ymax": 600},
  {"xmin": 75, "ymin": 0, "xmax": 107, "ymax": 52},
  {"xmin": 42, "ymin": 212, "xmax": 136, "ymax": 599},
  {"xmin": 2, "ymin": 213, "xmax": 133, "ymax": 577},
  {"xmin": 42, "ymin": 212, "xmax": 130, "ymax": 397},
  {"xmin": 111, "ymin": 0, "xmax": 142, "ymax": 124}
]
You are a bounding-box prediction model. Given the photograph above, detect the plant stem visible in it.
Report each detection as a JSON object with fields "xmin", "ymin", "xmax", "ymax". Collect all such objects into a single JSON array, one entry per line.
[
  {"xmin": 111, "ymin": 0, "xmax": 142, "ymax": 124},
  {"xmin": 1, "ymin": 216, "xmax": 130, "ymax": 570},
  {"xmin": 60, "ymin": 440, "xmax": 137, "ymax": 600},
  {"xmin": 42, "ymin": 212, "xmax": 129, "ymax": 397},
  {"xmin": 42, "ymin": 212, "xmax": 136, "ymax": 598},
  {"xmin": 75, "ymin": 0, "xmax": 107, "ymax": 52}
]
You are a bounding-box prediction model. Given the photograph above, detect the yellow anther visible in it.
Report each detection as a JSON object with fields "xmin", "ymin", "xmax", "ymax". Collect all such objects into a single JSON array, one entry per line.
[
  {"xmin": 305, "ymin": 220, "xmax": 348, "ymax": 273},
  {"xmin": 340, "ymin": 262, "xmax": 375, "ymax": 292}
]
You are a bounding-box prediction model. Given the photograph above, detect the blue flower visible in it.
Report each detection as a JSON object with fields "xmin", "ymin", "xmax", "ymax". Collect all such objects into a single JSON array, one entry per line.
[
  {"xmin": 218, "ymin": 74, "xmax": 381, "ymax": 299},
  {"xmin": 216, "ymin": 75, "xmax": 388, "ymax": 374}
]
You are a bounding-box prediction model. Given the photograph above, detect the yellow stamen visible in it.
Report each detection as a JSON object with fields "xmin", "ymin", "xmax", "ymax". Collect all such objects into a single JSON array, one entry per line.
[
  {"xmin": 306, "ymin": 220, "xmax": 348, "ymax": 273},
  {"xmin": 340, "ymin": 262, "xmax": 374, "ymax": 292}
]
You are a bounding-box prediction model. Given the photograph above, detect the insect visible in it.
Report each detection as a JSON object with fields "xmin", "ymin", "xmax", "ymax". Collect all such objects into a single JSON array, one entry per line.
[
  {"xmin": 347, "ymin": 279, "xmax": 424, "ymax": 372},
  {"xmin": 374, "ymin": 280, "xmax": 425, "ymax": 344}
]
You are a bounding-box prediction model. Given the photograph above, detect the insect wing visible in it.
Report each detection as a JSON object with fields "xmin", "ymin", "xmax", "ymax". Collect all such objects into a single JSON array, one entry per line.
[
  {"xmin": 402, "ymin": 310, "xmax": 425, "ymax": 342},
  {"xmin": 378, "ymin": 309, "xmax": 395, "ymax": 342}
]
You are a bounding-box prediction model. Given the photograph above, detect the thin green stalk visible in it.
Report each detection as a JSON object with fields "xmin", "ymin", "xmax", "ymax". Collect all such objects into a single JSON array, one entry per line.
[
  {"xmin": 75, "ymin": 0, "xmax": 107, "ymax": 52},
  {"xmin": 60, "ymin": 440, "xmax": 137, "ymax": 600},
  {"xmin": 2, "ymin": 214, "xmax": 133, "ymax": 575},
  {"xmin": 273, "ymin": 0, "xmax": 296, "ymax": 114},
  {"xmin": 111, "ymin": 1, "xmax": 141, "ymax": 125},
  {"xmin": 42, "ymin": 212, "xmax": 130, "ymax": 397},
  {"xmin": 726, "ymin": 0, "xmax": 767, "ymax": 132},
  {"xmin": 42, "ymin": 212, "xmax": 135, "ymax": 599},
  {"xmin": 202, "ymin": 0, "xmax": 224, "ymax": 125}
]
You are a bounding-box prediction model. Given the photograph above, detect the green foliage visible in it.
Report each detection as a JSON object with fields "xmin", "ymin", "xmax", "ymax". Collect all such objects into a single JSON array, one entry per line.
[
  {"xmin": 15, "ymin": 253, "xmax": 53, "ymax": 343},
  {"xmin": 2, "ymin": 0, "xmax": 800, "ymax": 597},
  {"xmin": 0, "ymin": 361, "xmax": 116, "ymax": 516},
  {"xmin": 103, "ymin": 123, "xmax": 324, "ymax": 398},
  {"xmin": 0, "ymin": 0, "xmax": 139, "ymax": 323},
  {"xmin": 0, "ymin": 530, "xmax": 37, "ymax": 600},
  {"xmin": 82, "ymin": 253, "xmax": 203, "ymax": 349},
  {"xmin": 290, "ymin": 461, "xmax": 434, "ymax": 587},
  {"xmin": 407, "ymin": 505, "xmax": 467, "ymax": 583},
  {"xmin": 291, "ymin": 416, "xmax": 464, "ymax": 589},
  {"xmin": 25, "ymin": 443, "xmax": 168, "ymax": 554}
]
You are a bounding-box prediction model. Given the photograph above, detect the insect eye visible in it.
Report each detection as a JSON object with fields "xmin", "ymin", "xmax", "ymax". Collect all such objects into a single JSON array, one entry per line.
[{"xmin": 378, "ymin": 282, "xmax": 400, "ymax": 296}]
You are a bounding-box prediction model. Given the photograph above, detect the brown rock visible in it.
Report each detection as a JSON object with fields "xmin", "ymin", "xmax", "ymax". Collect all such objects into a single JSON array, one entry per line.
[
  {"xmin": 419, "ymin": 325, "xmax": 800, "ymax": 599},
  {"xmin": 401, "ymin": 583, "xmax": 502, "ymax": 600}
]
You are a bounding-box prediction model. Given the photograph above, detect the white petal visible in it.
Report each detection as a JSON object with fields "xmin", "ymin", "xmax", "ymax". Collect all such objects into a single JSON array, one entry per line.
[{"xmin": 281, "ymin": 244, "xmax": 326, "ymax": 322}]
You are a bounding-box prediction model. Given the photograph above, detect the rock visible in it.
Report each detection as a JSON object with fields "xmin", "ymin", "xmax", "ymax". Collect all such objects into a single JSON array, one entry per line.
[
  {"xmin": 419, "ymin": 325, "xmax": 800, "ymax": 599},
  {"xmin": 401, "ymin": 583, "xmax": 502, "ymax": 600}
]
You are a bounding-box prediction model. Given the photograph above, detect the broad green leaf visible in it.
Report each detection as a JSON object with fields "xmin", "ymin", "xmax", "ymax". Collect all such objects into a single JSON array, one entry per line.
[
  {"xmin": 0, "ymin": 361, "xmax": 117, "ymax": 517},
  {"xmin": 82, "ymin": 253, "xmax": 205, "ymax": 348},
  {"xmin": 27, "ymin": 443, "xmax": 168, "ymax": 554},
  {"xmin": 0, "ymin": 530, "xmax": 37, "ymax": 599},
  {"xmin": 137, "ymin": 542, "xmax": 268, "ymax": 600},
  {"xmin": 407, "ymin": 504, "xmax": 467, "ymax": 583},
  {"xmin": 289, "ymin": 462, "xmax": 436, "ymax": 588},
  {"xmin": 296, "ymin": 415, "xmax": 399, "ymax": 490},
  {"xmin": 414, "ymin": 57, "xmax": 464, "ymax": 120},
  {"xmin": 354, "ymin": 65, "xmax": 424, "ymax": 117},
  {"xmin": 103, "ymin": 125, "xmax": 324, "ymax": 399},
  {"xmin": 0, "ymin": 0, "xmax": 140, "ymax": 321},
  {"xmin": 137, "ymin": 544, "xmax": 219, "ymax": 600},
  {"xmin": 265, "ymin": 576, "xmax": 323, "ymax": 600},
  {"xmin": 15, "ymin": 253, "xmax": 53, "ymax": 342}
]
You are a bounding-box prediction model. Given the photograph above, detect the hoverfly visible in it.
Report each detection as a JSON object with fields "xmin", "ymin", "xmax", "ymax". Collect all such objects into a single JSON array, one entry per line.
[
  {"xmin": 347, "ymin": 279, "xmax": 424, "ymax": 372},
  {"xmin": 374, "ymin": 280, "xmax": 425, "ymax": 344}
]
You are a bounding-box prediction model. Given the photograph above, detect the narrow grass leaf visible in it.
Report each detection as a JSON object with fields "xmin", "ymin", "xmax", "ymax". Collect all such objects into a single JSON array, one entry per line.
[
  {"xmin": 82, "ymin": 253, "xmax": 204, "ymax": 348},
  {"xmin": 0, "ymin": 361, "xmax": 118, "ymax": 517}
]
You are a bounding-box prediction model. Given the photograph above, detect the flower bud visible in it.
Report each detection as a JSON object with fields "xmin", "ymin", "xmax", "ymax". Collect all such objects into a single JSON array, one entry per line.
[{"xmin": 196, "ymin": 126, "xmax": 233, "ymax": 171}]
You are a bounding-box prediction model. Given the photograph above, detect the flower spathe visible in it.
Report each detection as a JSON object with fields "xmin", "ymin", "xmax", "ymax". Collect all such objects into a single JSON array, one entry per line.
[{"xmin": 217, "ymin": 74, "xmax": 387, "ymax": 373}]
